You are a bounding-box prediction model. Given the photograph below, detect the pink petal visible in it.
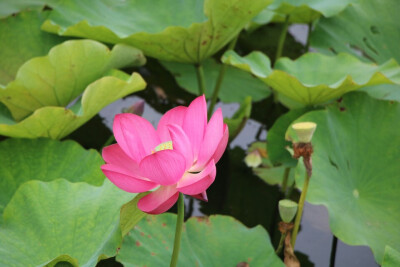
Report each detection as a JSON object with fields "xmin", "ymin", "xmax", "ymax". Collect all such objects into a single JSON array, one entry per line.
[
  {"xmin": 113, "ymin": 113, "xmax": 160, "ymax": 162},
  {"xmin": 157, "ymin": 106, "xmax": 187, "ymax": 142},
  {"xmin": 139, "ymin": 150, "xmax": 186, "ymax": 185},
  {"xmin": 182, "ymin": 95, "xmax": 207, "ymax": 159},
  {"xmin": 212, "ymin": 124, "xmax": 229, "ymax": 163},
  {"xmin": 196, "ymin": 108, "xmax": 224, "ymax": 168},
  {"xmin": 137, "ymin": 185, "xmax": 179, "ymax": 214},
  {"xmin": 102, "ymin": 144, "xmax": 140, "ymax": 173},
  {"xmin": 190, "ymin": 191, "xmax": 208, "ymax": 202},
  {"xmin": 177, "ymin": 160, "xmax": 216, "ymax": 195},
  {"xmin": 167, "ymin": 124, "xmax": 194, "ymax": 170},
  {"xmin": 101, "ymin": 164, "xmax": 157, "ymax": 193}
]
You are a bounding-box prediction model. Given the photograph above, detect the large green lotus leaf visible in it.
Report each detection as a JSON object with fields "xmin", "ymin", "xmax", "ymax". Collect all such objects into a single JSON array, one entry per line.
[
  {"xmin": 0, "ymin": 138, "xmax": 104, "ymax": 216},
  {"xmin": 0, "ymin": 41, "xmax": 146, "ymax": 139},
  {"xmin": 361, "ymin": 84, "xmax": 400, "ymax": 102},
  {"xmin": 117, "ymin": 213, "xmax": 284, "ymax": 267},
  {"xmin": 0, "ymin": 72, "xmax": 145, "ymax": 139},
  {"xmin": 0, "ymin": 179, "xmax": 137, "ymax": 267},
  {"xmin": 310, "ymin": 0, "xmax": 400, "ymax": 64},
  {"xmin": 41, "ymin": 0, "xmax": 272, "ymax": 63},
  {"xmin": 1, "ymin": 39, "xmax": 145, "ymax": 120},
  {"xmin": 382, "ymin": 246, "xmax": 400, "ymax": 267},
  {"xmin": 251, "ymin": 0, "xmax": 358, "ymax": 25},
  {"xmin": 0, "ymin": 0, "xmax": 58, "ymax": 18},
  {"xmin": 0, "ymin": 11, "xmax": 67, "ymax": 85},
  {"xmin": 288, "ymin": 92, "xmax": 400, "ymax": 264},
  {"xmin": 161, "ymin": 59, "xmax": 271, "ymax": 102},
  {"xmin": 222, "ymin": 51, "xmax": 400, "ymax": 105}
]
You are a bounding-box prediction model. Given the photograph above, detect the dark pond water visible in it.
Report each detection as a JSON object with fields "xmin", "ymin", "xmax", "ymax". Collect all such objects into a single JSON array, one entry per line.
[{"xmin": 68, "ymin": 23, "xmax": 379, "ymax": 267}]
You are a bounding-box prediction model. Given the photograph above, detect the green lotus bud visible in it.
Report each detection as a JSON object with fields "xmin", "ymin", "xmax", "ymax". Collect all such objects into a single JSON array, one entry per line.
[
  {"xmin": 292, "ymin": 122, "xmax": 317, "ymax": 143},
  {"xmin": 279, "ymin": 199, "xmax": 298, "ymax": 223},
  {"xmin": 244, "ymin": 150, "xmax": 262, "ymax": 168}
]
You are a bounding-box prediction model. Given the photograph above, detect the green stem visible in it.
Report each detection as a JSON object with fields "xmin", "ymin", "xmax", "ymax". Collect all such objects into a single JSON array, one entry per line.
[
  {"xmin": 281, "ymin": 167, "xmax": 290, "ymax": 193},
  {"xmin": 285, "ymin": 182, "xmax": 295, "ymax": 199},
  {"xmin": 275, "ymin": 232, "xmax": 286, "ymax": 254},
  {"xmin": 170, "ymin": 193, "xmax": 185, "ymax": 267},
  {"xmin": 207, "ymin": 35, "xmax": 239, "ymax": 117},
  {"xmin": 195, "ymin": 64, "xmax": 206, "ymax": 96},
  {"xmin": 291, "ymin": 171, "xmax": 310, "ymax": 248},
  {"xmin": 275, "ymin": 15, "xmax": 290, "ymax": 62}
]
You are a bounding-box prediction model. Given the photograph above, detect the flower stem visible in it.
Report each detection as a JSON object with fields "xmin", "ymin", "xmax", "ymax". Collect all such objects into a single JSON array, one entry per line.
[
  {"xmin": 329, "ymin": 236, "xmax": 338, "ymax": 267},
  {"xmin": 291, "ymin": 171, "xmax": 310, "ymax": 248},
  {"xmin": 207, "ymin": 35, "xmax": 239, "ymax": 117},
  {"xmin": 195, "ymin": 63, "xmax": 206, "ymax": 96},
  {"xmin": 275, "ymin": 232, "xmax": 286, "ymax": 254},
  {"xmin": 281, "ymin": 167, "xmax": 290, "ymax": 193},
  {"xmin": 275, "ymin": 15, "xmax": 290, "ymax": 62},
  {"xmin": 170, "ymin": 193, "xmax": 185, "ymax": 267}
]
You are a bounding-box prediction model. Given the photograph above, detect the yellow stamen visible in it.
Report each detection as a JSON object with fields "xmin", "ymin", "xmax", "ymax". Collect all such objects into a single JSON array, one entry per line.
[{"xmin": 152, "ymin": 141, "xmax": 173, "ymax": 153}]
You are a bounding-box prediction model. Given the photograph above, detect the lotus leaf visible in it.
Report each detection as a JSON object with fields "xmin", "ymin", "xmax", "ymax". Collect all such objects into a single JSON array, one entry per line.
[
  {"xmin": 361, "ymin": 84, "xmax": 400, "ymax": 102},
  {"xmin": 222, "ymin": 51, "xmax": 400, "ymax": 105},
  {"xmin": 117, "ymin": 213, "xmax": 284, "ymax": 266},
  {"xmin": 288, "ymin": 92, "xmax": 400, "ymax": 263},
  {"xmin": 310, "ymin": 0, "xmax": 400, "ymax": 104},
  {"xmin": 0, "ymin": 0, "xmax": 55, "ymax": 18},
  {"xmin": 41, "ymin": 0, "xmax": 272, "ymax": 63},
  {"xmin": 382, "ymin": 246, "xmax": 400, "ymax": 267},
  {"xmin": 0, "ymin": 179, "xmax": 138, "ymax": 266},
  {"xmin": 0, "ymin": 40, "xmax": 147, "ymax": 139},
  {"xmin": 0, "ymin": 138, "xmax": 104, "ymax": 217},
  {"xmin": 261, "ymin": 0, "xmax": 358, "ymax": 24},
  {"xmin": 0, "ymin": 11, "xmax": 66, "ymax": 85},
  {"xmin": 310, "ymin": 0, "xmax": 400, "ymax": 64}
]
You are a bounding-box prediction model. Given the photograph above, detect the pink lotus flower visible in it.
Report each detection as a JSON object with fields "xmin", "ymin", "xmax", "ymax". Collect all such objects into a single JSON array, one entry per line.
[{"xmin": 101, "ymin": 96, "xmax": 228, "ymax": 214}]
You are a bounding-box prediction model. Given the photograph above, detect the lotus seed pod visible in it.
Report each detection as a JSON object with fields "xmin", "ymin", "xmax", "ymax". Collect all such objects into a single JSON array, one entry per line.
[
  {"xmin": 292, "ymin": 122, "xmax": 317, "ymax": 143},
  {"xmin": 279, "ymin": 199, "xmax": 298, "ymax": 223},
  {"xmin": 244, "ymin": 150, "xmax": 262, "ymax": 168}
]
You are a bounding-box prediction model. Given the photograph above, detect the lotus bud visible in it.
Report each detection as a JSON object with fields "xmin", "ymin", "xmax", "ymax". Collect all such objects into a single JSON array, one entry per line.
[
  {"xmin": 279, "ymin": 199, "xmax": 298, "ymax": 223},
  {"xmin": 244, "ymin": 150, "xmax": 262, "ymax": 168},
  {"xmin": 292, "ymin": 122, "xmax": 317, "ymax": 143},
  {"xmin": 122, "ymin": 100, "xmax": 145, "ymax": 116}
]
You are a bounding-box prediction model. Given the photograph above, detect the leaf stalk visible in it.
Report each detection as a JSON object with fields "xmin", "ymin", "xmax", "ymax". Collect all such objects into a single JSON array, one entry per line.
[{"xmin": 170, "ymin": 193, "xmax": 185, "ymax": 267}]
